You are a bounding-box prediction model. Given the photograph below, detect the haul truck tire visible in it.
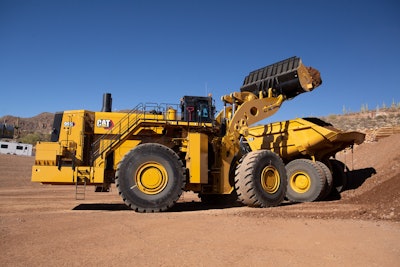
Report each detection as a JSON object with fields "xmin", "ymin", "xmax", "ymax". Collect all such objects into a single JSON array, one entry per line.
[
  {"xmin": 329, "ymin": 159, "xmax": 348, "ymax": 193},
  {"xmin": 316, "ymin": 161, "xmax": 333, "ymax": 200},
  {"xmin": 234, "ymin": 150, "xmax": 287, "ymax": 207},
  {"xmin": 285, "ymin": 159, "xmax": 326, "ymax": 202},
  {"xmin": 116, "ymin": 143, "xmax": 185, "ymax": 212}
]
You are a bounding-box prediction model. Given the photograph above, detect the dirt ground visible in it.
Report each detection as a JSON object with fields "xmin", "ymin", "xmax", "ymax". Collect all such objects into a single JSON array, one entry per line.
[{"xmin": 1, "ymin": 135, "xmax": 400, "ymax": 266}]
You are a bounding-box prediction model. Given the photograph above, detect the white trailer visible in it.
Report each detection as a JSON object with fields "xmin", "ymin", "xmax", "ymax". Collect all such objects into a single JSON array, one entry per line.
[{"xmin": 0, "ymin": 141, "xmax": 33, "ymax": 156}]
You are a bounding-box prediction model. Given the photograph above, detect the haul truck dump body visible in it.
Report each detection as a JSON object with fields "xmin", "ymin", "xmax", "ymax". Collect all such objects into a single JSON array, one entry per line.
[
  {"xmin": 32, "ymin": 57, "xmax": 364, "ymax": 212},
  {"xmin": 245, "ymin": 117, "xmax": 365, "ymax": 162}
]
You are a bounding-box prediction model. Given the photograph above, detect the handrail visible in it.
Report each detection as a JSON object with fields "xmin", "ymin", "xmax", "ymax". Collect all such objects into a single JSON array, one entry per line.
[
  {"xmin": 91, "ymin": 103, "xmax": 144, "ymax": 163},
  {"xmin": 91, "ymin": 102, "xmax": 181, "ymax": 164}
]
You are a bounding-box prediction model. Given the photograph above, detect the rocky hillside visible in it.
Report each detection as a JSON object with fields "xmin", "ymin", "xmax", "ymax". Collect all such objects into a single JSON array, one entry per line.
[
  {"xmin": 1, "ymin": 106, "xmax": 400, "ymax": 145},
  {"xmin": 0, "ymin": 113, "xmax": 54, "ymax": 144},
  {"xmin": 1, "ymin": 113, "xmax": 54, "ymax": 135},
  {"xmin": 322, "ymin": 106, "xmax": 400, "ymax": 142}
]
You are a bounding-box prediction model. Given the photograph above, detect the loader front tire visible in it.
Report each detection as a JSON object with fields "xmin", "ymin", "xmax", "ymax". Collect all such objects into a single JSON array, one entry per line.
[
  {"xmin": 116, "ymin": 143, "xmax": 185, "ymax": 212},
  {"xmin": 234, "ymin": 150, "xmax": 287, "ymax": 207},
  {"xmin": 286, "ymin": 159, "xmax": 326, "ymax": 202}
]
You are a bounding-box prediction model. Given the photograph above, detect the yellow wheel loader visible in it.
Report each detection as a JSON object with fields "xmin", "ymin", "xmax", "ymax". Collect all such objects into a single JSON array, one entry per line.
[{"xmin": 32, "ymin": 57, "xmax": 364, "ymax": 212}]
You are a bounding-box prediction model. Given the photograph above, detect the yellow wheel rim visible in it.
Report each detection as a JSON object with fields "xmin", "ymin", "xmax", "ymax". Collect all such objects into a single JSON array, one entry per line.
[
  {"xmin": 261, "ymin": 166, "xmax": 280, "ymax": 194},
  {"xmin": 290, "ymin": 171, "xmax": 311, "ymax": 193},
  {"xmin": 135, "ymin": 162, "xmax": 168, "ymax": 194}
]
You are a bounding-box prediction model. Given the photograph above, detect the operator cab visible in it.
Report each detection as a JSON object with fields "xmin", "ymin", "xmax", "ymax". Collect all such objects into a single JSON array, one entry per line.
[{"xmin": 180, "ymin": 96, "xmax": 215, "ymax": 123}]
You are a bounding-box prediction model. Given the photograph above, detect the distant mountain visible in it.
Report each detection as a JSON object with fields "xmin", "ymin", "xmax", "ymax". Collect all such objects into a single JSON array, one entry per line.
[{"xmin": 0, "ymin": 112, "xmax": 54, "ymax": 138}]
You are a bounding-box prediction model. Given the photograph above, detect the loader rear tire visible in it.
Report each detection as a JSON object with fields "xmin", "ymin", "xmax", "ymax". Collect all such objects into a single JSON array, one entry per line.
[
  {"xmin": 286, "ymin": 159, "xmax": 326, "ymax": 202},
  {"xmin": 116, "ymin": 143, "xmax": 185, "ymax": 212},
  {"xmin": 234, "ymin": 150, "xmax": 287, "ymax": 207}
]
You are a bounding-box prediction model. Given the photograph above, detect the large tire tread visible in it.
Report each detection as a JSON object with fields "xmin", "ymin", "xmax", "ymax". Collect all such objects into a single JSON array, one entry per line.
[
  {"xmin": 115, "ymin": 143, "xmax": 185, "ymax": 212},
  {"xmin": 329, "ymin": 159, "xmax": 349, "ymax": 193},
  {"xmin": 286, "ymin": 159, "xmax": 326, "ymax": 202},
  {"xmin": 316, "ymin": 161, "xmax": 333, "ymax": 200},
  {"xmin": 235, "ymin": 150, "xmax": 287, "ymax": 208}
]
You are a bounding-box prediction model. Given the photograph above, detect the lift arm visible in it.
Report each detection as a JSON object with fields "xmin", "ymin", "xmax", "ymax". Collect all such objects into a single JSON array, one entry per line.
[{"xmin": 220, "ymin": 56, "xmax": 322, "ymax": 138}]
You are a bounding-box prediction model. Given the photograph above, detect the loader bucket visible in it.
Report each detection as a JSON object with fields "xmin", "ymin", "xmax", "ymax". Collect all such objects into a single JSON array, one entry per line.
[{"xmin": 240, "ymin": 57, "xmax": 322, "ymax": 99}]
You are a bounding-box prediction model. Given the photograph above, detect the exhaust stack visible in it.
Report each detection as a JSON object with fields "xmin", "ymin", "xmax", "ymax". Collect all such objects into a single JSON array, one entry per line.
[{"xmin": 101, "ymin": 93, "xmax": 112, "ymax": 112}]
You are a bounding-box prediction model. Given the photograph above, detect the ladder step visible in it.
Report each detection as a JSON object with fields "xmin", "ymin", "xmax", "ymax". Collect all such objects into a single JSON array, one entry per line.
[{"xmin": 75, "ymin": 177, "xmax": 87, "ymax": 200}]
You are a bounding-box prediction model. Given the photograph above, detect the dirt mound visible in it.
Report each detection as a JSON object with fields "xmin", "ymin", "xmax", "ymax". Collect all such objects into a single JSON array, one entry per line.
[
  {"xmin": 338, "ymin": 134, "xmax": 400, "ymax": 199},
  {"xmin": 337, "ymin": 135, "xmax": 400, "ymax": 221}
]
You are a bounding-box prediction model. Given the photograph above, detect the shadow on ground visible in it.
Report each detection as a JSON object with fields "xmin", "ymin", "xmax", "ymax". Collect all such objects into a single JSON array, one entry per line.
[
  {"xmin": 326, "ymin": 167, "xmax": 377, "ymax": 201},
  {"xmin": 345, "ymin": 167, "xmax": 377, "ymax": 190},
  {"xmin": 72, "ymin": 201, "xmax": 244, "ymax": 212},
  {"xmin": 72, "ymin": 167, "xmax": 377, "ymax": 212}
]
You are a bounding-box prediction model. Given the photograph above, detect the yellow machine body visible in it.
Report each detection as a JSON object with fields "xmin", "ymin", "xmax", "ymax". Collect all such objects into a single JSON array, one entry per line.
[
  {"xmin": 186, "ymin": 132, "xmax": 209, "ymax": 184},
  {"xmin": 31, "ymin": 57, "xmax": 365, "ymax": 211}
]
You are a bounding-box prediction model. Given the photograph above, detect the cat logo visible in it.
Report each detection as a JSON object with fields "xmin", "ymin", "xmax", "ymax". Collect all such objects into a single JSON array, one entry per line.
[{"xmin": 96, "ymin": 119, "xmax": 114, "ymax": 130}]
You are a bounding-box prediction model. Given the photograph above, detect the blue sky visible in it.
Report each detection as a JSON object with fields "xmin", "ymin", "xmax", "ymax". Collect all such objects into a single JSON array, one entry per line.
[{"xmin": 1, "ymin": 0, "xmax": 399, "ymax": 123}]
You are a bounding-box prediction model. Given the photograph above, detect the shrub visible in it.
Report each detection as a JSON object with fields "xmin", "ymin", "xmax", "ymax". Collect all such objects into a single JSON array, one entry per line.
[{"xmin": 19, "ymin": 133, "xmax": 51, "ymax": 145}]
